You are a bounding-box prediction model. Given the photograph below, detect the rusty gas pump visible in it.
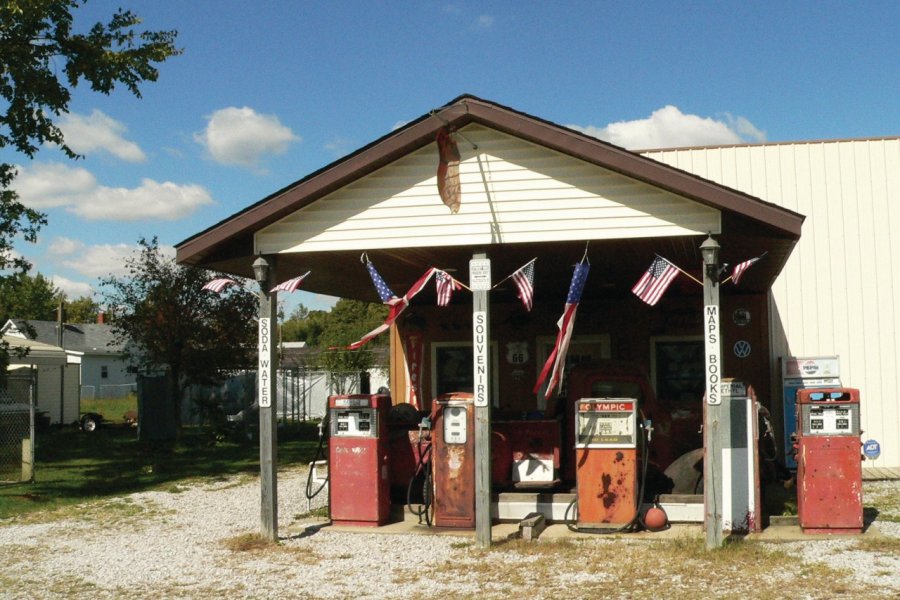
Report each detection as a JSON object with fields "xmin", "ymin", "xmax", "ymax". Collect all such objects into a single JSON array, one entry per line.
[
  {"xmin": 795, "ymin": 387, "xmax": 863, "ymax": 534},
  {"xmin": 431, "ymin": 392, "xmax": 476, "ymax": 528},
  {"xmin": 572, "ymin": 397, "xmax": 645, "ymax": 530},
  {"xmin": 328, "ymin": 394, "xmax": 392, "ymax": 527}
]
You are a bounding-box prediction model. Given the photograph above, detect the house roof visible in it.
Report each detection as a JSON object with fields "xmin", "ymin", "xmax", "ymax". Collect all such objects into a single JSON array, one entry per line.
[
  {"xmin": 3, "ymin": 320, "xmax": 123, "ymax": 355},
  {"xmin": 175, "ymin": 94, "xmax": 805, "ymax": 299},
  {"xmin": 3, "ymin": 335, "xmax": 67, "ymax": 366}
]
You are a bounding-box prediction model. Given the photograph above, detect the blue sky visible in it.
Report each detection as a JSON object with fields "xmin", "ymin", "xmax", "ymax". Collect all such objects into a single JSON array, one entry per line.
[{"xmin": 4, "ymin": 1, "xmax": 898, "ymax": 315}]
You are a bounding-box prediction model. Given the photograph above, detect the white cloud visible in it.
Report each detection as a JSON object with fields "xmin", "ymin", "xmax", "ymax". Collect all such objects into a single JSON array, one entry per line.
[
  {"xmin": 13, "ymin": 162, "xmax": 214, "ymax": 221},
  {"xmin": 195, "ymin": 106, "xmax": 300, "ymax": 169},
  {"xmin": 51, "ymin": 274, "xmax": 94, "ymax": 298},
  {"xmin": 47, "ymin": 238, "xmax": 175, "ymax": 279},
  {"xmin": 12, "ymin": 163, "xmax": 97, "ymax": 208},
  {"xmin": 58, "ymin": 110, "xmax": 147, "ymax": 162},
  {"xmin": 568, "ymin": 105, "xmax": 767, "ymax": 150}
]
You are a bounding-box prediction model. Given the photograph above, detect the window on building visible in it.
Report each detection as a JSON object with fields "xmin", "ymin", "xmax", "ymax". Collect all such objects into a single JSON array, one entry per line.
[{"xmin": 101, "ymin": 366, "xmax": 108, "ymax": 379}]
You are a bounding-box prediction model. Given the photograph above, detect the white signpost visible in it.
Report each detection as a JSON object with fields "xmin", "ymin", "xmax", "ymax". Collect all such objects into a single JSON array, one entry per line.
[
  {"xmin": 705, "ymin": 305, "xmax": 721, "ymax": 406},
  {"xmin": 258, "ymin": 317, "xmax": 272, "ymax": 408}
]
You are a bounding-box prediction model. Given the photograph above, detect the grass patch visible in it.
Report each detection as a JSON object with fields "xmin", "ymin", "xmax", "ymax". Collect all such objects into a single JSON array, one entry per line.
[
  {"xmin": 0, "ymin": 421, "xmax": 322, "ymax": 521},
  {"xmin": 80, "ymin": 395, "xmax": 138, "ymax": 423},
  {"xmin": 223, "ymin": 532, "xmax": 277, "ymax": 552}
]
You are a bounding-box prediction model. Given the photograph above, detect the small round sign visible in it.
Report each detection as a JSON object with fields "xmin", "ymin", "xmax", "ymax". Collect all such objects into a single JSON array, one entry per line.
[
  {"xmin": 733, "ymin": 340, "xmax": 752, "ymax": 358},
  {"xmin": 863, "ymin": 439, "xmax": 881, "ymax": 460}
]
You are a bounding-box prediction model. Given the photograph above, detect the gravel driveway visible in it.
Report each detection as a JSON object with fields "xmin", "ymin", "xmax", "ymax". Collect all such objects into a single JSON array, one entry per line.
[{"xmin": 1, "ymin": 468, "xmax": 899, "ymax": 599}]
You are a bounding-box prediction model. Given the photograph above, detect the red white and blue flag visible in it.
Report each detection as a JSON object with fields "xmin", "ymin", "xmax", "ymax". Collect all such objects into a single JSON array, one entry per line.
[
  {"xmin": 202, "ymin": 278, "xmax": 238, "ymax": 293},
  {"xmin": 343, "ymin": 260, "xmax": 438, "ymax": 350},
  {"xmin": 270, "ymin": 271, "xmax": 310, "ymax": 294},
  {"xmin": 731, "ymin": 253, "xmax": 765, "ymax": 285},
  {"xmin": 511, "ymin": 259, "xmax": 536, "ymax": 312},
  {"xmin": 435, "ymin": 270, "xmax": 461, "ymax": 307},
  {"xmin": 632, "ymin": 256, "xmax": 679, "ymax": 306},
  {"xmin": 534, "ymin": 261, "xmax": 590, "ymax": 400}
]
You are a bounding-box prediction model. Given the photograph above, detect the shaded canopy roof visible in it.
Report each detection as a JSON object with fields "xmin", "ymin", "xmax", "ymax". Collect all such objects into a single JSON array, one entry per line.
[
  {"xmin": 4, "ymin": 335, "xmax": 67, "ymax": 366},
  {"xmin": 176, "ymin": 95, "xmax": 804, "ymax": 302}
]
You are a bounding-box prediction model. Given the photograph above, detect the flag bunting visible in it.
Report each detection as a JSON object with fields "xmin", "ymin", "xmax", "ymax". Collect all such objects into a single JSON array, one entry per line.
[
  {"xmin": 730, "ymin": 252, "xmax": 767, "ymax": 285},
  {"xmin": 270, "ymin": 271, "xmax": 311, "ymax": 294},
  {"xmin": 202, "ymin": 278, "xmax": 238, "ymax": 293},
  {"xmin": 435, "ymin": 270, "xmax": 462, "ymax": 306},
  {"xmin": 510, "ymin": 258, "xmax": 536, "ymax": 312},
  {"xmin": 533, "ymin": 260, "xmax": 590, "ymax": 400},
  {"xmin": 632, "ymin": 256, "xmax": 679, "ymax": 306}
]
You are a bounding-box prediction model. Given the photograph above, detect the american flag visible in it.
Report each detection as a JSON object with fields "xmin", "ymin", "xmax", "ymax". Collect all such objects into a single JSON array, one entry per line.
[
  {"xmin": 511, "ymin": 259, "xmax": 536, "ymax": 312},
  {"xmin": 731, "ymin": 253, "xmax": 765, "ymax": 285},
  {"xmin": 533, "ymin": 261, "xmax": 590, "ymax": 400},
  {"xmin": 435, "ymin": 270, "xmax": 461, "ymax": 306},
  {"xmin": 366, "ymin": 259, "xmax": 402, "ymax": 305},
  {"xmin": 202, "ymin": 278, "xmax": 237, "ymax": 293},
  {"xmin": 344, "ymin": 267, "xmax": 438, "ymax": 350},
  {"xmin": 632, "ymin": 256, "xmax": 679, "ymax": 306},
  {"xmin": 270, "ymin": 271, "xmax": 310, "ymax": 294}
]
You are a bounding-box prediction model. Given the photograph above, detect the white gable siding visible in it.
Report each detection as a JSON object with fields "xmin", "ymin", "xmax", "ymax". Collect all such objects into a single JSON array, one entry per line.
[
  {"xmin": 256, "ymin": 125, "xmax": 720, "ymax": 255},
  {"xmin": 644, "ymin": 138, "xmax": 900, "ymax": 469}
]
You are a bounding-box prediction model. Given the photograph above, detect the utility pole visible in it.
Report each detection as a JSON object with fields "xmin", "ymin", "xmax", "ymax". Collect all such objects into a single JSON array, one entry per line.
[
  {"xmin": 701, "ymin": 236, "xmax": 724, "ymax": 550},
  {"xmin": 470, "ymin": 252, "xmax": 492, "ymax": 548},
  {"xmin": 253, "ymin": 256, "xmax": 278, "ymax": 541}
]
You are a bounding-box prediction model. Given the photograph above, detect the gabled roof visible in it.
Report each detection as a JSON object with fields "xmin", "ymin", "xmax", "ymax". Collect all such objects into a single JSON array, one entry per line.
[
  {"xmin": 3, "ymin": 335, "xmax": 67, "ymax": 366},
  {"xmin": 176, "ymin": 94, "xmax": 804, "ymax": 288},
  {"xmin": 2, "ymin": 320, "xmax": 123, "ymax": 355}
]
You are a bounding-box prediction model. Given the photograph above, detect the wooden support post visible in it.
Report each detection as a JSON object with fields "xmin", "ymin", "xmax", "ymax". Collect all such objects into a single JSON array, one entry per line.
[
  {"xmin": 255, "ymin": 256, "xmax": 279, "ymax": 541},
  {"xmin": 701, "ymin": 236, "xmax": 724, "ymax": 550},
  {"xmin": 470, "ymin": 253, "xmax": 492, "ymax": 548}
]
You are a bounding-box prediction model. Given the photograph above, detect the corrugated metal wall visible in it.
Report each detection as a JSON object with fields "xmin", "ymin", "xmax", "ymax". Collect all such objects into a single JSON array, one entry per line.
[
  {"xmin": 257, "ymin": 124, "xmax": 720, "ymax": 255},
  {"xmin": 644, "ymin": 138, "xmax": 900, "ymax": 468}
]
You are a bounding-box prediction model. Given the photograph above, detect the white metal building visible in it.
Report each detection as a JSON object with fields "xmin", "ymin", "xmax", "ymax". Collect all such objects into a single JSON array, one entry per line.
[{"xmin": 644, "ymin": 138, "xmax": 900, "ymax": 470}]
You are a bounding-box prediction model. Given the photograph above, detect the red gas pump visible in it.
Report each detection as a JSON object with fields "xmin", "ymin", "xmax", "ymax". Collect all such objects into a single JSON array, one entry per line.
[
  {"xmin": 328, "ymin": 394, "xmax": 391, "ymax": 527},
  {"xmin": 431, "ymin": 392, "xmax": 476, "ymax": 528},
  {"xmin": 574, "ymin": 397, "xmax": 643, "ymax": 530},
  {"xmin": 795, "ymin": 387, "xmax": 863, "ymax": 534}
]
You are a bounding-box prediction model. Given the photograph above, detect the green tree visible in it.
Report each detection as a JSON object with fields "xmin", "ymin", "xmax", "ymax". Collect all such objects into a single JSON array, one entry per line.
[
  {"xmin": 100, "ymin": 238, "xmax": 257, "ymax": 434},
  {"xmin": 0, "ymin": 1, "xmax": 179, "ymax": 374},
  {"xmin": 65, "ymin": 295, "xmax": 100, "ymax": 323},
  {"xmin": 0, "ymin": 271, "xmax": 62, "ymax": 322}
]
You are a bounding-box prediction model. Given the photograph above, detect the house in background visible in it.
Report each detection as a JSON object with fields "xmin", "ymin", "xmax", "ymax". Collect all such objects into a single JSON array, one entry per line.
[{"xmin": 2, "ymin": 318, "xmax": 136, "ymax": 424}]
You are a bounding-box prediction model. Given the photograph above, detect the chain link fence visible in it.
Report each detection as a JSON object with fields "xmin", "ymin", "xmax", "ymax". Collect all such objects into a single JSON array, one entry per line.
[
  {"xmin": 81, "ymin": 383, "xmax": 138, "ymax": 401},
  {"xmin": 0, "ymin": 373, "xmax": 35, "ymax": 484}
]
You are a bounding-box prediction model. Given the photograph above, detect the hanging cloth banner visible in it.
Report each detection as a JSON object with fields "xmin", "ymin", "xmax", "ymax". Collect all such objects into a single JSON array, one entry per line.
[
  {"xmin": 405, "ymin": 333, "xmax": 424, "ymax": 409},
  {"xmin": 436, "ymin": 127, "xmax": 461, "ymax": 213}
]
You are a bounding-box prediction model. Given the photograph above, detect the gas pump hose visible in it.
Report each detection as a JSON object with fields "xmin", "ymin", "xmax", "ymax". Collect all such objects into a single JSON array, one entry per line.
[
  {"xmin": 406, "ymin": 431, "xmax": 434, "ymax": 526},
  {"xmin": 305, "ymin": 415, "xmax": 330, "ymax": 501},
  {"xmin": 565, "ymin": 418, "xmax": 652, "ymax": 535}
]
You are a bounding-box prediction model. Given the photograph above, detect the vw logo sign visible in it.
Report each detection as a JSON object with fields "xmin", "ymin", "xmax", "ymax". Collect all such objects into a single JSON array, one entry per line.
[{"xmin": 733, "ymin": 340, "xmax": 752, "ymax": 358}]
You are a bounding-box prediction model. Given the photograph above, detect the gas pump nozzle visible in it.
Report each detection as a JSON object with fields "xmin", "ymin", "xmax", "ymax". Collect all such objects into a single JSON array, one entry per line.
[{"xmin": 643, "ymin": 418, "xmax": 653, "ymax": 443}]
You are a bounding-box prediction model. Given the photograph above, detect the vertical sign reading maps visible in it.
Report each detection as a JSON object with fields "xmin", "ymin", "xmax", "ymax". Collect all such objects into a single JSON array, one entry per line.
[
  {"xmin": 705, "ymin": 305, "xmax": 721, "ymax": 405},
  {"xmin": 258, "ymin": 317, "xmax": 272, "ymax": 408}
]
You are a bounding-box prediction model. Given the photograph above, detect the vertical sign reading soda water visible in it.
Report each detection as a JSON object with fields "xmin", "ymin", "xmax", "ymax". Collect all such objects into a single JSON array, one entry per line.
[
  {"xmin": 258, "ymin": 317, "xmax": 272, "ymax": 408},
  {"xmin": 705, "ymin": 305, "xmax": 721, "ymax": 405}
]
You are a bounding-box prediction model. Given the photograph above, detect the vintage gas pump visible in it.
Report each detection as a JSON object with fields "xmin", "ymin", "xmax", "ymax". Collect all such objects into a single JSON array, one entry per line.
[
  {"xmin": 574, "ymin": 397, "xmax": 643, "ymax": 530},
  {"xmin": 431, "ymin": 392, "xmax": 476, "ymax": 528},
  {"xmin": 795, "ymin": 387, "xmax": 863, "ymax": 534},
  {"xmin": 328, "ymin": 393, "xmax": 391, "ymax": 527}
]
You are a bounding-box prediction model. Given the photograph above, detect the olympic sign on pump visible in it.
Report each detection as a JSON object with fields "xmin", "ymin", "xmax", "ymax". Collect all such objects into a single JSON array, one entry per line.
[{"xmin": 705, "ymin": 304, "xmax": 721, "ymax": 405}]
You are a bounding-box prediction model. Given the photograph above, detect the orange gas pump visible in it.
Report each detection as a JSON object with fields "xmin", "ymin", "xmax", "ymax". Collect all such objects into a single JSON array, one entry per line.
[
  {"xmin": 328, "ymin": 394, "xmax": 391, "ymax": 527},
  {"xmin": 573, "ymin": 397, "xmax": 645, "ymax": 531},
  {"xmin": 431, "ymin": 392, "xmax": 476, "ymax": 528},
  {"xmin": 795, "ymin": 388, "xmax": 863, "ymax": 534}
]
